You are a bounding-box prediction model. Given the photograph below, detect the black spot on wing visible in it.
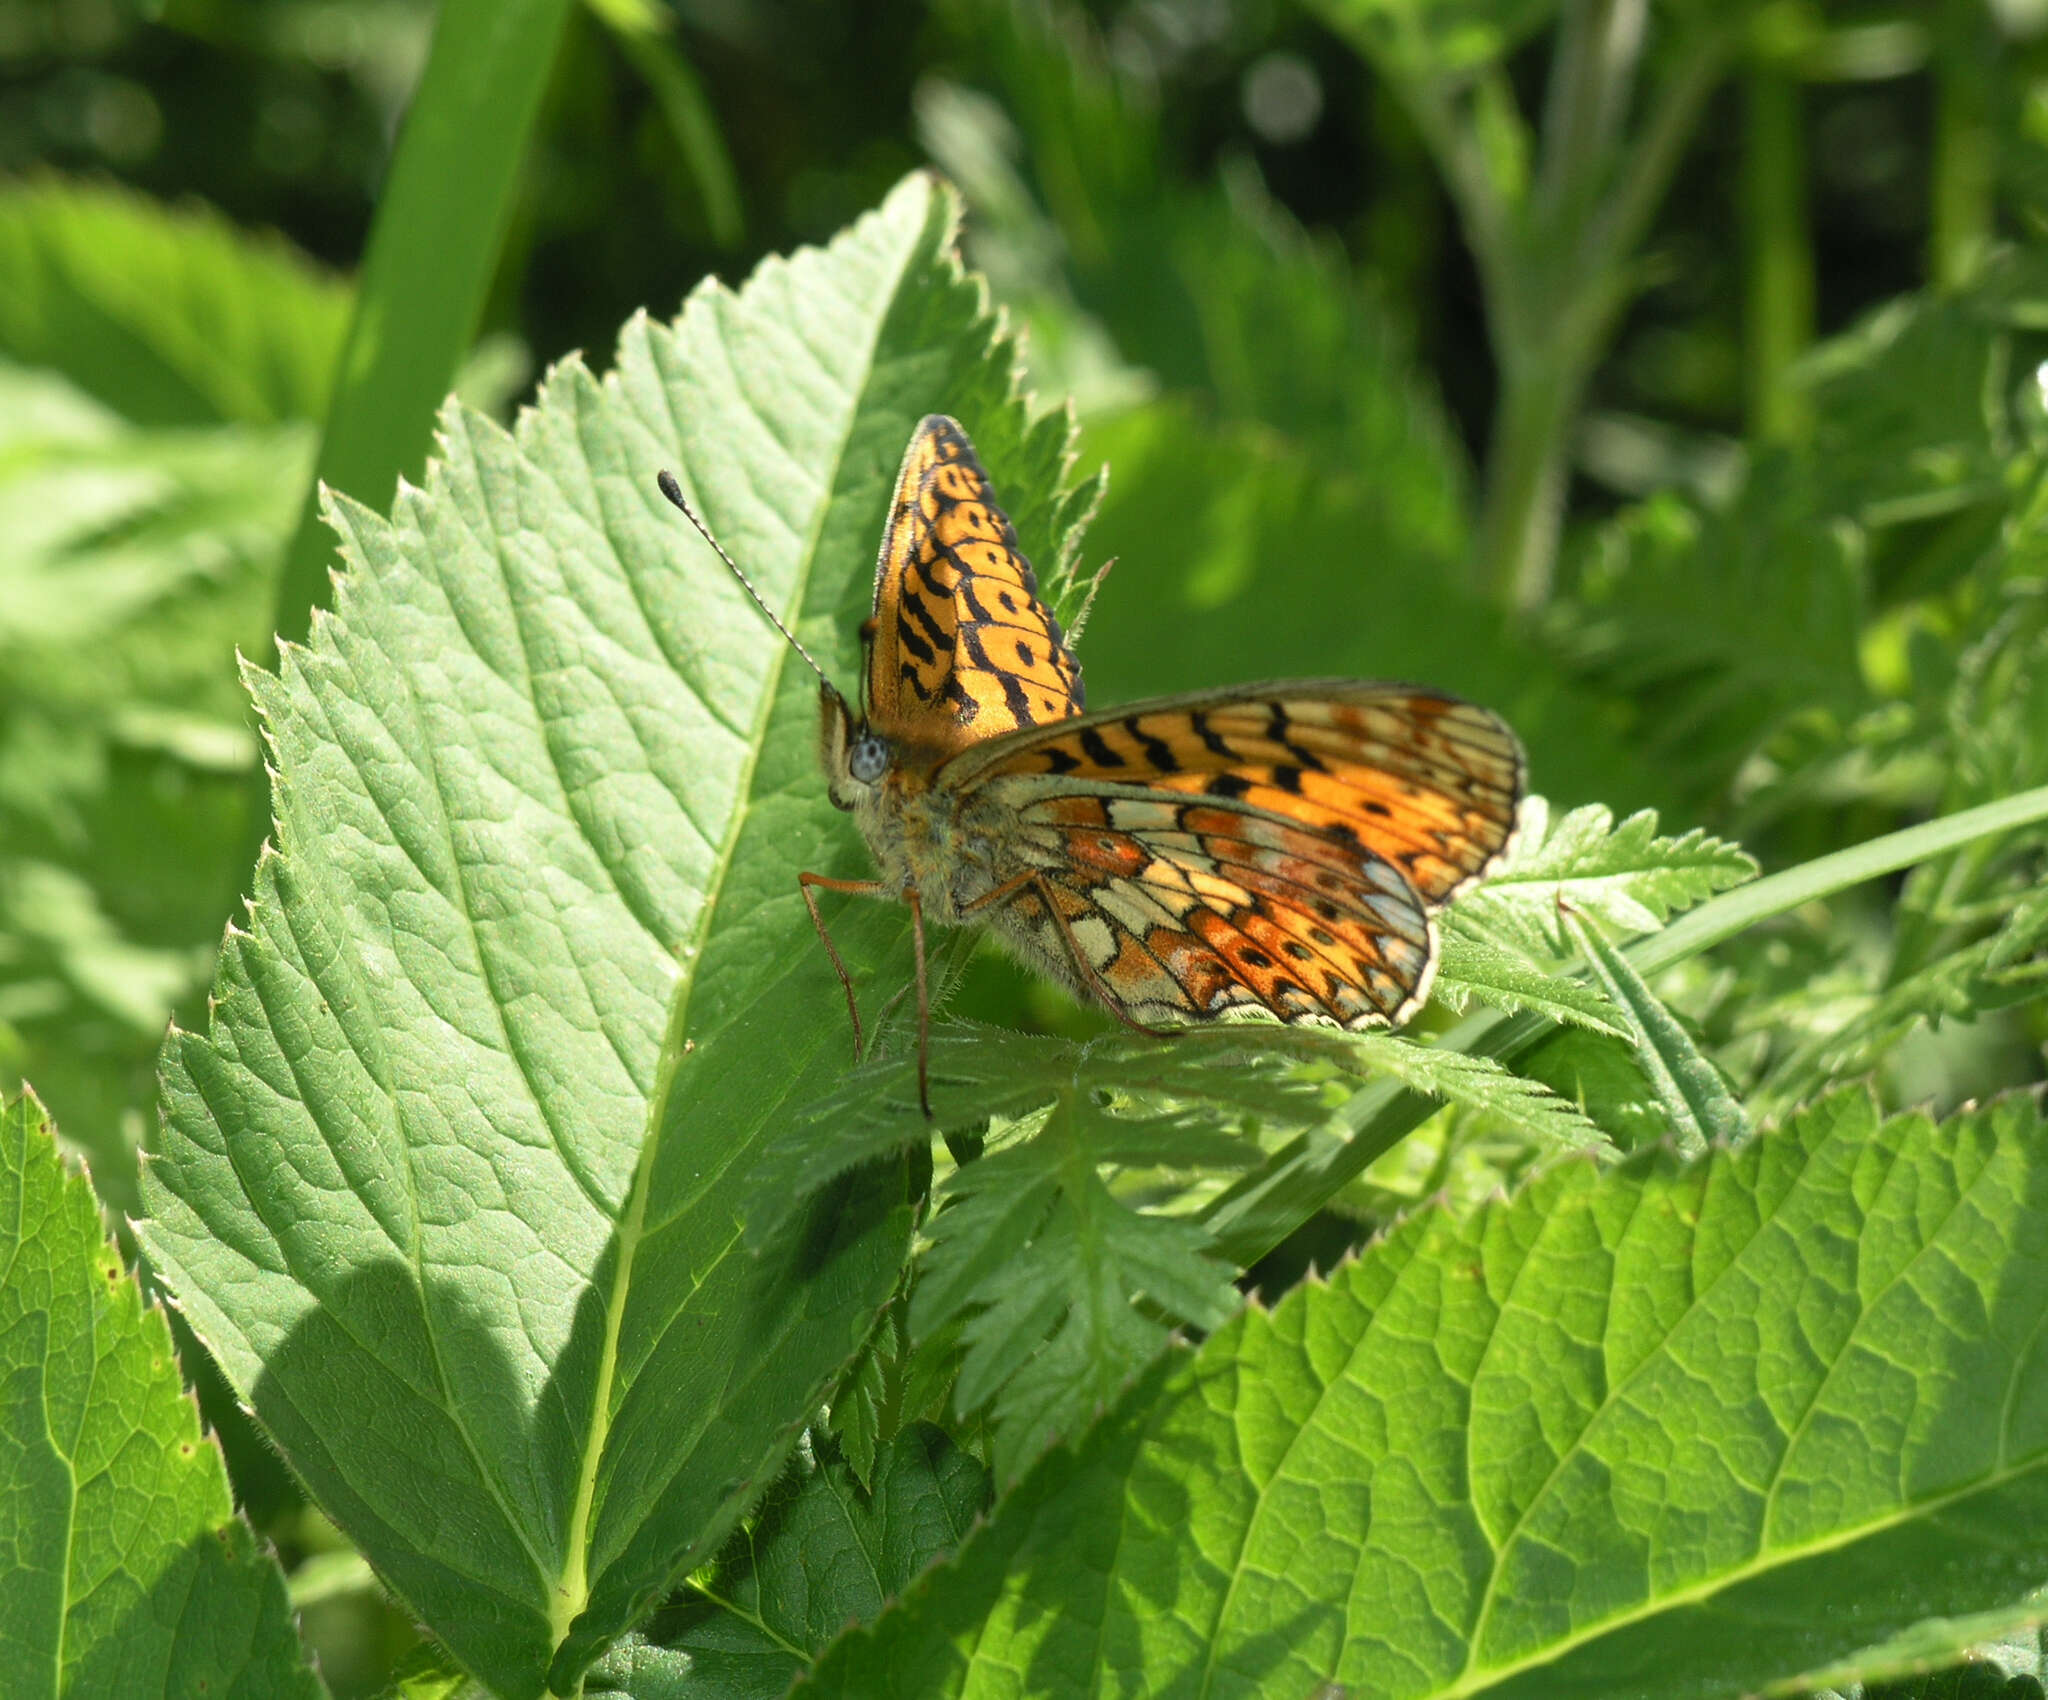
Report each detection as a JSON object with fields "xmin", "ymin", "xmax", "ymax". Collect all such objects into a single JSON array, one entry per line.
[
  {"xmin": 1121, "ymin": 721, "xmax": 1173, "ymax": 771},
  {"xmin": 1189, "ymin": 710, "xmax": 1235, "ymax": 761},
  {"xmin": 1078, "ymin": 726, "xmax": 1124, "ymax": 768}
]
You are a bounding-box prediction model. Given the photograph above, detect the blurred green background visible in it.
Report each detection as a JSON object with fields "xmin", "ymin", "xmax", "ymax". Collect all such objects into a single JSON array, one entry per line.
[{"xmin": 5, "ymin": 0, "xmax": 2048, "ymax": 1688}]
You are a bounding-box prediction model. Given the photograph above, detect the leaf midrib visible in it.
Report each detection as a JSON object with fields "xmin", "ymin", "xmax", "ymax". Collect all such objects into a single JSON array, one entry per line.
[{"xmin": 546, "ymin": 266, "xmax": 903, "ymax": 1656}]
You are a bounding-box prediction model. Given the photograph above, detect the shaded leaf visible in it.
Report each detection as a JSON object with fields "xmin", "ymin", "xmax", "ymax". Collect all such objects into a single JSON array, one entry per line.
[{"xmin": 589, "ymin": 1424, "xmax": 989, "ymax": 1695}]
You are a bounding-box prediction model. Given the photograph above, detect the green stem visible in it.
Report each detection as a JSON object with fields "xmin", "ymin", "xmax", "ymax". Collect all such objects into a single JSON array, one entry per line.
[
  {"xmin": 1930, "ymin": 0, "xmax": 1995, "ymax": 293},
  {"xmin": 1741, "ymin": 60, "xmax": 1814, "ymax": 441},
  {"xmin": 1475, "ymin": 17, "xmax": 1737, "ymax": 611},
  {"xmin": 1470, "ymin": 348, "xmax": 1590, "ymax": 612}
]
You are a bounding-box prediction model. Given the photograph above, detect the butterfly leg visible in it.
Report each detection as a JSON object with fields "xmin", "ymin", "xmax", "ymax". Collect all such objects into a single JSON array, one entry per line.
[
  {"xmin": 798, "ymin": 872, "xmax": 889, "ymax": 1061},
  {"xmin": 906, "ymin": 887, "xmax": 933, "ymax": 1120}
]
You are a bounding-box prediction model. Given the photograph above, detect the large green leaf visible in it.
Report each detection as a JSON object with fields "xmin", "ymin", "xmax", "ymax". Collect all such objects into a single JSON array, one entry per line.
[
  {"xmin": 801, "ymin": 1089, "xmax": 2048, "ymax": 1699},
  {"xmin": 0, "ymin": 1089, "xmax": 319, "ymax": 1699},
  {"xmin": 138, "ymin": 173, "xmax": 1077, "ymax": 1699}
]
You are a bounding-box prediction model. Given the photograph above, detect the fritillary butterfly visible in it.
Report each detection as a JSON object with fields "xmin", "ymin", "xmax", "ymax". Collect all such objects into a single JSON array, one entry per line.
[{"xmin": 658, "ymin": 415, "xmax": 1523, "ymax": 1115}]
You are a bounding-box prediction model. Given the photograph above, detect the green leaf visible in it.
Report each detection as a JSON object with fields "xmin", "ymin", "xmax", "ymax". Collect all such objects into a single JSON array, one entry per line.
[
  {"xmin": 1453, "ymin": 799, "xmax": 1759, "ymax": 960},
  {"xmin": 137, "ymin": 173, "xmax": 1067, "ymax": 1699},
  {"xmin": 1562, "ymin": 904, "xmax": 1746, "ymax": 1153},
  {"xmin": 0, "ymin": 1089, "xmax": 319, "ymax": 1699},
  {"xmin": 1513, "ymin": 1025, "xmax": 1666, "ymax": 1151},
  {"xmin": 1432, "ymin": 930, "xmax": 1629, "ymax": 1035},
  {"xmin": 759, "ymin": 1023, "xmax": 1595, "ymax": 1484},
  {"xmin": 588, "ymin": 1424, "xmax": 989, "ymax": 1695},
  {"xmin": 921, "ymin": 1096, "xmax": 1240, "ymax": 1485},
  {"xmin": 0, "ymin": 176, "xmax": 351, "ymax": 427},
  {"xmin": 1564, "ymin": 465, "xmax": 1869, "ymax": 798},
  {"xmin": 828, "ymin": 1301, "xmax": 908, "ymax": 1492},
  {"xmin": 802, "ymin": 1090, "xmax": 2048, "ymax": 1700}
]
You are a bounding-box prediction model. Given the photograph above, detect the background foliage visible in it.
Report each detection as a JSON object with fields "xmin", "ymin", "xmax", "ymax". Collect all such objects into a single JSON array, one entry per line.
[{"xmin": 3, "ymin": 0, "xmax": 2048, "ymax": 1696}]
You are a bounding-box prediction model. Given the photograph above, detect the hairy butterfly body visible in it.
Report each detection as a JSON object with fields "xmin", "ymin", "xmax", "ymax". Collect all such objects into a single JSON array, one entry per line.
[{"xmin": 660, "ymin": 415, "xmax": 1524, "ymax": 1115}]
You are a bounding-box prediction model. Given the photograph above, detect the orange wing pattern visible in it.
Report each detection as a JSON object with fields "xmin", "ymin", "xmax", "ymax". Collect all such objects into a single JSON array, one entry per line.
[
  {"xmin": 945, "ymin": 686, "xmax": 1523, "ymax": 1029},
  {"xmin": 865, "ymin": 415, "xmax": 1084, "ymax": 752}
]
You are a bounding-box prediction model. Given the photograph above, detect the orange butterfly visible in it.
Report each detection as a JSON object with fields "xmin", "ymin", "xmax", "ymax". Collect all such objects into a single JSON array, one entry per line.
[{"xmin": 658, "ymin": 416, "xmax": 1523, "ymax": 1116}]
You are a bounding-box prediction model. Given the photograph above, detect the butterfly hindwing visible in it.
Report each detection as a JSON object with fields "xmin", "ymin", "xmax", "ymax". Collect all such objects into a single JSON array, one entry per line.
[
  {"xmin": 865, "ymin": 415, "xmax": 1084, "ymax": 753},
  {"xmin": 996, "ymin": 788, "xmax": 1441, "ymax": 1027}
]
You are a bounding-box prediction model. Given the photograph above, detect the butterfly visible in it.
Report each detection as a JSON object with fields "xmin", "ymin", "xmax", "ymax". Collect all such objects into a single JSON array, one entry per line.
[{"xmin": 658, "ymin": 415, "xmax": 1523, "ymax": 1116}]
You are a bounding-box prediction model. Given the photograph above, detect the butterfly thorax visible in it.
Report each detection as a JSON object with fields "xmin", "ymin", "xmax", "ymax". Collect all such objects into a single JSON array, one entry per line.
[{"xmin": 819, "ymin": 683, "xmax": 1014, "ymax": 923}]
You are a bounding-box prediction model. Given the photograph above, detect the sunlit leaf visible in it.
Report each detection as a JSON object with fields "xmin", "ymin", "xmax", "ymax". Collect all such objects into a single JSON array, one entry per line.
[
  {"xmin": 0, "ymin": 1090, "xmax": 318, "ymax": 1699},
  {"xmin": 803, "ymin": 1090, "xmax": 2048, "ymax": 1699}
]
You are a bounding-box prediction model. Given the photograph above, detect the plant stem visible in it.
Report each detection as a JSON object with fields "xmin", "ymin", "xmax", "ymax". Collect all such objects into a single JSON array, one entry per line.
[
  {"xmin": 1463, "ymin": 7, "xmax": 1737, "ymax": 611},
  {"xmin": 1472, "ymin": 348, "xmax": 1590, "ymax": 613},
  {"xmin": 1930, "ymin": 0, "xmax": 1996, "ymax": 292},
  {"xmin": 1742, "ymin": 59, "xmax": 1814, "ymax": 441}
]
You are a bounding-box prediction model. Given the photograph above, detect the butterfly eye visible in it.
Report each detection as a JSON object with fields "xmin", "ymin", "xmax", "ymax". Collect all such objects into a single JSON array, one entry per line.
[{"xmin": 848, "ymin": 734, "xmax": 890, "ymax": 784}]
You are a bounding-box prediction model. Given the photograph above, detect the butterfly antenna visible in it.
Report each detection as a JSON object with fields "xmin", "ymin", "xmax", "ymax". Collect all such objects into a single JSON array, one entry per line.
[{"xmin": 656, "ymin": 470, "xmax": 836, "ymax": 691}]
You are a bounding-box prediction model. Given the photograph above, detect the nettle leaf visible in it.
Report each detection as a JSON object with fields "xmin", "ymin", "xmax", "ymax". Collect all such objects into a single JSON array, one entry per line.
[
  {"xmin": 1432, "ymin": 929, "xmax": 1629, "ymax": 1035},
  {"xmin": 137, "ymin": 173, "xmax": 1077, "ymax": 1699},
  {"xmin": 588, "ymin": 1424, "xmax": 990, "ymax": 1695},
  {"xmin": 758, "ymin": 1023, "xmax": 1599, "ymax": 1484},
  {"xmin": 918, "ymin": 1095, "xmax": 1242, "ymax": 1487},
  {"xmin": 0, "ymin": 1090, "xmax": 318, "ymax": 1699},
  {"xmin": 744, "ymin": 1024, "xmax": 1334, "ymax": 1239},
  {"xmin": 1452, "ymin": 797, "xmax": 1757, "ymax": 960},
  {"xmin": 800, "ymin": 1089, "xmax": 2048, "ymax": 1700},
  {"xmin": 1563, "ymin": 905, "xmax": 1745, "ymax": 1154}
]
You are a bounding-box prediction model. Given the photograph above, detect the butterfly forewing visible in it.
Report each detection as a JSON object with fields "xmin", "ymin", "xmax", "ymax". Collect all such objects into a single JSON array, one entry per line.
[
  {"xmin": 866, "ymin": 415, "xmax": 1085, "ymax": 751},
  {"xmin": 946, "ymin": 686, "xmax": 1524, "ymax": 901}
]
